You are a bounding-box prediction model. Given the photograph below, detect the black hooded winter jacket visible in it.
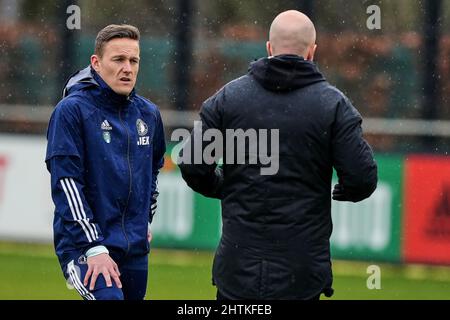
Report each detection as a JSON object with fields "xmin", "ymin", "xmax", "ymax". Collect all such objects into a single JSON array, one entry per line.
[{"xmin": 179, "ymin": 55, "xmax": 378, "ymax": 299}]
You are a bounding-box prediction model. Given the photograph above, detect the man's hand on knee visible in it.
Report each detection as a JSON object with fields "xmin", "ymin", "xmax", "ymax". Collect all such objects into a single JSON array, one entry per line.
[{"xmin": 84, "ymin": 253, "xmax": 122, "ymax": 290}]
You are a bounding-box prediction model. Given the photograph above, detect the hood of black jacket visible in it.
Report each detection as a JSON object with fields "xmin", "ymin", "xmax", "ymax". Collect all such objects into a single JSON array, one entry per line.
[{"xmin": 249, "ymin": 54, "xmax": 326, "ymax": 92}]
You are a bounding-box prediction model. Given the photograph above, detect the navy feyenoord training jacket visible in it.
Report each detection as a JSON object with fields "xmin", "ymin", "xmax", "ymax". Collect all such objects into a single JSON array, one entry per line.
[{"xmin": 46, "ymin": 66, "xmax": 166, "ymax": 267}]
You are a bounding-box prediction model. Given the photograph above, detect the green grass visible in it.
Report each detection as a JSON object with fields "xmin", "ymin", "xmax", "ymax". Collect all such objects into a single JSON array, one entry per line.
[{"xmin": 0, "ymin": 242, "xmax": 449, "ymax": 300}]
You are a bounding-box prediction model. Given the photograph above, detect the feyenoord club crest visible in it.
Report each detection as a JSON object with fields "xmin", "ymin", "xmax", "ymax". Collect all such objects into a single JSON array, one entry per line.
[{"xmin": 136, "ymin": 119, "xmax": 148, "ymax": 136}]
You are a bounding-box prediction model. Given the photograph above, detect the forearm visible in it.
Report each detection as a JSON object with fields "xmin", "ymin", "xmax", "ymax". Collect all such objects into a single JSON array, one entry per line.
[{"xmin": 49, "ymin": 156, "xmax": 104, "ymax": 248}]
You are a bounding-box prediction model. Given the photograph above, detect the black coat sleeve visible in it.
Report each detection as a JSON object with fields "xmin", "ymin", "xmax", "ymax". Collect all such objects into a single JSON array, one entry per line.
[
  {"xmin": 178, "ymin": 91, "xmax": 224, "ymax": 199},
  {"xmin": 331, "ymin": 96, "xmax": 378, "ymax": 202}
]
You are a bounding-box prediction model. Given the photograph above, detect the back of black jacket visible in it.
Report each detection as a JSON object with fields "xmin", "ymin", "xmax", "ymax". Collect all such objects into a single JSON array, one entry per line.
[{"xmin": 179, "ymin": 55, "xmax": 377, "ymax": 299}]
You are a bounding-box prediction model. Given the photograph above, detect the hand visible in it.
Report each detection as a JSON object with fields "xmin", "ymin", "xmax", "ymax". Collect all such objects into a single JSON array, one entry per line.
[
  {"xmin": 148, "ymin": 230, "xmax": 153, "ymax": 243},
  {"xmin": 332, "ymin": 183, "xmax": 347, "ymax": 201},
  {"xmin": 83, "ymin": 253, "xmax": 122, "ymax": 290}
]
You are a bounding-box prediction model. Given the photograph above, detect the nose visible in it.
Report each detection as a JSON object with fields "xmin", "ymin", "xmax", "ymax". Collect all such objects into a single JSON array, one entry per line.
[{"xmin": 123, "ymin": 61, "xmax": 132, "ymax": 73}]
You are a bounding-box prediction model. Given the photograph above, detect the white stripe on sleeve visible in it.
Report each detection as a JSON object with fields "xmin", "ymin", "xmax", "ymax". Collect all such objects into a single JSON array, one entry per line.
[
  {"xmin": 68, "ymin": 178, "xmax": 99, "ymax": 240},
  {"xmin": 64, "ymin": 178, "xmax": 97, "ymax": 241},
  {"xmin": 60, "ymin": 179, "xmax": 93, "ymax": 243}
]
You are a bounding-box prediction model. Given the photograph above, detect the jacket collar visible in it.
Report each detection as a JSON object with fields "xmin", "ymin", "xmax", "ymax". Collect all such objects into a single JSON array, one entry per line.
[{"xmin": 90, "ymin": 67, "xmax": 136, "ymax": 109}]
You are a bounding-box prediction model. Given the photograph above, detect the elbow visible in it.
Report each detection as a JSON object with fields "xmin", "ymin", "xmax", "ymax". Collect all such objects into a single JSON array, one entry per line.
[
  {"xmin": 355, "ymin": 178, "xmax": 377, "ymax": 202},
  {"xmin": 179, "ymin": 166, "xmax": 208, "ymax": 195},
  {"xmin": 347, "ymin": 165, "xmax": 378, "ymax": 202},
  {"xmin": 179, "ymin": 164, "xmax": 223, "ymax": 199},
  {"xmin": 179, "ymin": 165, "xmax": 200, "ymax": 191},
  {"xmin": 181, "ymin": 172, "xmax": 202, "ymax": 194}
]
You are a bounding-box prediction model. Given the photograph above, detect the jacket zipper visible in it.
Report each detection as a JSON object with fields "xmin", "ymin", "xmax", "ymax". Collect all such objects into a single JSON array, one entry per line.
[{"xmin": 118, "ymin": 107, "xmax": 132, "ymax": 256}]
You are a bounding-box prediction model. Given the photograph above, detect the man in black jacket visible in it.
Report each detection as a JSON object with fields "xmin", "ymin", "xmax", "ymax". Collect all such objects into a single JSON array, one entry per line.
[{"xmin": 178, "ymin": 10, "xmax": 377, "ymax": 300}]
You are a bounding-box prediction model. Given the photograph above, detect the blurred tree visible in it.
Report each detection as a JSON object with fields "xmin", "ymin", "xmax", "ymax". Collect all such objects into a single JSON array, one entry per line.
[
  {"xmin": 173, "ymin": 0, "xmax": 194, "ymax": 110},
  {"xmin": 201, "ymin": 0, "xmax": 298, "ymax": 34},
  {"xmin": 20, "ymin": 0, "xmax": 58, "ymax": 23},
  {"xmin": 80, "ymin": 0, "xmax": 176, "ymax": 36}
]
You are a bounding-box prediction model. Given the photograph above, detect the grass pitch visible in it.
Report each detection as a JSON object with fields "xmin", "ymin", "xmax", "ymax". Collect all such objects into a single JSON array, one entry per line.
[{"xmin": 0, "ymin": 242, "xmax": 449, "ymax": 300}]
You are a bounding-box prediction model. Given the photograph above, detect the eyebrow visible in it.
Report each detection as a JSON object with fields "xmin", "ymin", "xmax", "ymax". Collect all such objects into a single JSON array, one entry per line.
[{"xmin": 112, "ymin": 55, "xmax": 140, "ymax": 61}]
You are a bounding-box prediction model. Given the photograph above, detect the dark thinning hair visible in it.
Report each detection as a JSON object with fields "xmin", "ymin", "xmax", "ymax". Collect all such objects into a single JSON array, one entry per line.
[{"xmin": 94, "ymin": 24, "xmax": 140, "ymax": 57}]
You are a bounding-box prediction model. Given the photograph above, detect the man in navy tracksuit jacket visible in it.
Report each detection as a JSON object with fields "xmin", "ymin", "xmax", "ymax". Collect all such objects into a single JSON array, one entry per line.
[{"xmin": 45, "ymin": 25, "xmax": 166, "ymax": 300}]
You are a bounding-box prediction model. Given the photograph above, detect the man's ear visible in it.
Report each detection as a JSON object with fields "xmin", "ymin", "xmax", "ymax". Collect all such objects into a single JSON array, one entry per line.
[
  {"xmin": 91, "ymin": 55, "xmax": 101, "ymax": 73},
  {"xmin": 266, "ymin": 41, "xmax": 273, "ymax": 57},
  {"xmin": 306, "ymin": 44, "xmax": 317, "ymax": 61}
]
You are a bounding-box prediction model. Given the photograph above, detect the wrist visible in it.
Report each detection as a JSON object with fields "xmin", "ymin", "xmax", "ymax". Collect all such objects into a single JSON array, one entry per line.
[{"xmin": 85, "ymin": 245, "xmax": 109, "ymax": 258}]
